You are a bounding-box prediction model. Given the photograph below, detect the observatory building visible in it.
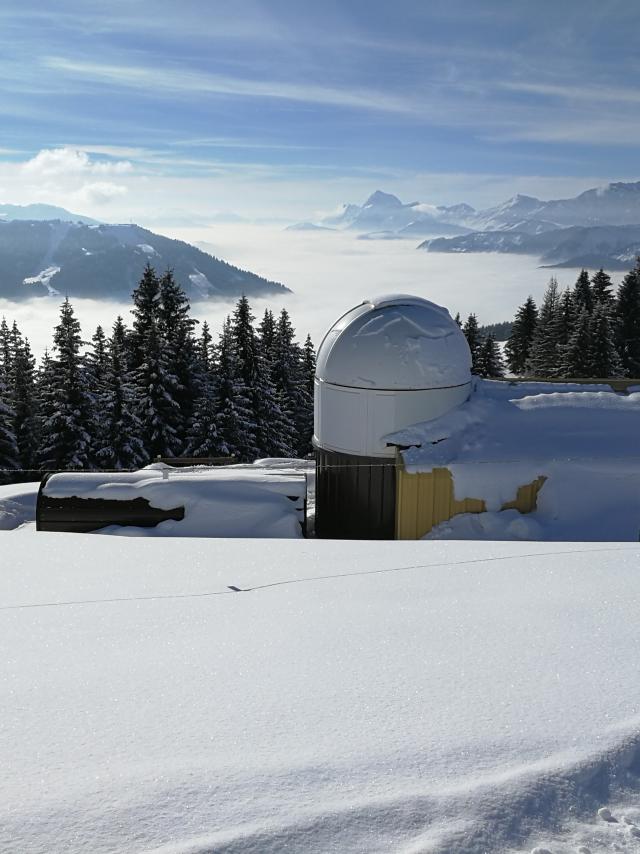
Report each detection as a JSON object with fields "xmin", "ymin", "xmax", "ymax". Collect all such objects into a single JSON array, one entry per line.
[{"xmin": 314, "ymin": 295, "xmax": 472, "ymax": 538}]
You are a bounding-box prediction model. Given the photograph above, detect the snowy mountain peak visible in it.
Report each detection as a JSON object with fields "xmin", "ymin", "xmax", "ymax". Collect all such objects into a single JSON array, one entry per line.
[{"xmin": 363, "ymin": 190, "xmax": 404, "ymax": 208}]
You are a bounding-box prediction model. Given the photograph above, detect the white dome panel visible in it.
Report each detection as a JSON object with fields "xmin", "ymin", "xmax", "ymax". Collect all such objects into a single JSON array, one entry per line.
[{"xmin": 316, "ymin": 295, "xmax": 471, "ymax": 391}]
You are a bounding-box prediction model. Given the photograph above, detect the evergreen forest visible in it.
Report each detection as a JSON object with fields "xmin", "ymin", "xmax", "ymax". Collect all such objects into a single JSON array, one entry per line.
[{"xmin": 0, "ymin": 265, "xmax": 315, "ymax": 482}]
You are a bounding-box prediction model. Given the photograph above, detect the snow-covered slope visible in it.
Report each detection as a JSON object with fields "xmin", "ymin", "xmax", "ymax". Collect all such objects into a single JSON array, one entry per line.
[
  {"xmin": 2, "ymin": 535, "xmax": 640, "ymax": 853},
  {"xmin": 470, "ymin": 183, "xmax": 640, "ymax": 231},
  {"xmin": 0, "ymin": 220, "xmax": 289, "ymax": 300}
]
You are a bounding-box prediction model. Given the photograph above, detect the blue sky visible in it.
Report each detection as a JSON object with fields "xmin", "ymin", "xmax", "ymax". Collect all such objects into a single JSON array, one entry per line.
[{"xmin": 0, "ymin": 0, "xmax": 639, "ymax": 221}]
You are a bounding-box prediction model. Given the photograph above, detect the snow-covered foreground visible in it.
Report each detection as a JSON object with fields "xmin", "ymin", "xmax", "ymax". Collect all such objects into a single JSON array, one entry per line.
[{"xmin": 2, "ymin": 535, "xmax": 640, "ymax": 853}]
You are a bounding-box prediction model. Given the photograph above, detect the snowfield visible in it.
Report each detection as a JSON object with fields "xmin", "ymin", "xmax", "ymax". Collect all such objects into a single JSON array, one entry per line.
[{"xmin": 2, "ymin": 534, "xmax": 640, "ymax": 853}]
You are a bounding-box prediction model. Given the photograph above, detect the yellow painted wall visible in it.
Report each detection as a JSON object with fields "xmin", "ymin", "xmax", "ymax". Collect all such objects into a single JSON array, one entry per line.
[{"xmin": 395, "ymin": 465, "xmax": 546, "ymax": 540}]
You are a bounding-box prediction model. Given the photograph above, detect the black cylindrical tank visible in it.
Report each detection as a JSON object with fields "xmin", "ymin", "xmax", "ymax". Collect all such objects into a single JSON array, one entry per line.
[{"xmin": 314, "ymin": 449, "xmax": 396, "ymax": 539}]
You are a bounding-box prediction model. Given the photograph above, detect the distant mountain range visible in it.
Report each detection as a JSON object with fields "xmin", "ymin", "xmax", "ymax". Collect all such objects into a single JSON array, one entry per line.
[
  {"xmin": 0, "ymin": 208, "xmax": 288, "ymax": 301},
  {"xmin": 290, "ymin": 183, "xmax": 640, "ymax": 269}
]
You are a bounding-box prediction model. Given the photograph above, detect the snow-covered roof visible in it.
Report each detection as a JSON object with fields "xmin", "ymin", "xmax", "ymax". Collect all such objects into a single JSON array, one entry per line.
[
  {"xmin": 315, "ymin": 294, "xmax": 471, "ymax": 391},
  {"xmin": 390, "ymin": 379, "xmax": 640, "ymax": 540}
]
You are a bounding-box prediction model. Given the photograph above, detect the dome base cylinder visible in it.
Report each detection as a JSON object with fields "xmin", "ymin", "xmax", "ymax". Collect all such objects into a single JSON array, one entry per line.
[{"xmin": 314, "ymin": 448, "xmax": 396, "ymax": 540}]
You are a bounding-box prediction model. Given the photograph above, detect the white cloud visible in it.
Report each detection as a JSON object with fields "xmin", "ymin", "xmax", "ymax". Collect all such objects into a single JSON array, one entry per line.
[
  {"xmin": 74, "ymin": 181, "xmax": 129, "ymax": 205},
  {"xmin": 22, "ymin": 146, "xmax": 132, "ymax": 177}
]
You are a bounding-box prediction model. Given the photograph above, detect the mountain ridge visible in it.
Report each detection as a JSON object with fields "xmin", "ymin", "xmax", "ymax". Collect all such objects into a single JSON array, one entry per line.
[{"xmin": 0, "ymin": 219, "xmax": 289, "ymax": 301}]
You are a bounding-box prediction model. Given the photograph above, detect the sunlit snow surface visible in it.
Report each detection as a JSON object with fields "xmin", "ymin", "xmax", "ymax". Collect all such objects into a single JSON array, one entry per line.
[{"xmin": 2, "ymin": 534, "xmax": 640, "ymax": 853}]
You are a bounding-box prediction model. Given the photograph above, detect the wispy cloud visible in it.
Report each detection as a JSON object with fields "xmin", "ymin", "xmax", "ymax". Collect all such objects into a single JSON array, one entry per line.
[
  {"xmin": 45, "ymin": 57, "xmax": 419, "ymax": 114},
  {"xmin": 500, "ymin": 80, "xmax": 640, "ymax": 105}
]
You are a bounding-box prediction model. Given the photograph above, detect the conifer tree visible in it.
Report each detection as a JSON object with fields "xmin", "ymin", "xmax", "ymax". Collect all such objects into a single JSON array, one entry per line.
[
  {"xmin": 258, "ymin": 309, "xmax": 277, "ymax": 362},
  {"xmin": 573, "ymin": 269, "xmax": 593, "ymax": 315},
  {"xmin": 526, "ymin": 277, "xmax": 562, "ymax": 377},
  {"xmin": 559, "ymin": 309, "xmax": 593, "ymax": 377},
  {"xmin": 591, "ymin": 269, "xmax": 614, "ymax": 306},
  {"xmin": 454, "ymin": 312, "xmax": 462, "ymax": 328},
  {"xmin": 197, "ymin": 321, "xmax": 213, "ymax": 373},
  {"xmin": 462, "ymin": 313, "xmax": 483, "ymax": 373},
  {"xmin": 477, "ymin": 334, "xmax": 505, "ymax": 378},
  {"xmin": 11, "ymin": 336, "xmax": 38, "ymax": 473},
  {"xmin": 0, "ymin": 317, "xmax": 11, "ymax": 385},
  {"xmin": 615, "ymin": 260, "xmax": 640, "ymax": 376},
  {"xmin": 184, "ymin": 378, "xmax": 221, "ymax": 458},
  {"xmin": 36, "ymin": 299, "xmax": 93, "ymax": 470},
  {"xmin": 133, "ymin": 314, "xmax": 182, "ymax": 460},
  {"xmin": 556, "ymin": 288, "xmax": 575, "ymax": 351},
  {"xmin": 505, "ymin": 297, "xmax": 537, "ymax": 374},
  {"xmin": 215, "ymin": 316, "xmax": 256, "ymax": 460},
  {"xmin": 0, "ymin": 372, "xmax": 19, "ymax": 483},
  {"xmin": 85, "ymin": 325, "xmax": 109, "ymax": 465},
  {"xmin": 99, "ymin": 316, "xmax": 146, "ymax": 470},
  {"xmin": 273, "ymin": 309, "xmax": 310, "ymax": 455},
  {"xmin": 158, "ymin": 269, "xmax": 199, "ymax": 449},
  {"xmin": 589, "ymin": 303, "xmax": 624, "ymax": 378},
  {"xmin": 130, "ymin": 264, "xmax": 161, "ymax": 369},
  {"xmin": 301, "ymin": 334, "xmax": 316, "ymax": 397}
]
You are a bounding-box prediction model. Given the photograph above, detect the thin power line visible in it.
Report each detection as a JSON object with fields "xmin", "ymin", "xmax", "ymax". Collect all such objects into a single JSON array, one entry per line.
[{"xmin": 1, "ymin": 545, "xmax": 636, "ymax": 613}]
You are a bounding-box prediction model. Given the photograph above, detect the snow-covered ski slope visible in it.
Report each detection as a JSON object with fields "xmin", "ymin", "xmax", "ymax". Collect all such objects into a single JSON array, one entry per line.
[{"xmin": 2, "ymin": 535, "xmax": 640, "ymax": 853}]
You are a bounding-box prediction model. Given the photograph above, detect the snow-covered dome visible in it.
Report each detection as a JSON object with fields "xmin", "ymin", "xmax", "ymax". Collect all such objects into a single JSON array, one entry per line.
[
  {"xmin": 316, "ymin": 295, "xmax": 471, "ymax": 390},
  {"xmin": 314, "ymin": 295, "xmax": 472, "ymax": 458}
]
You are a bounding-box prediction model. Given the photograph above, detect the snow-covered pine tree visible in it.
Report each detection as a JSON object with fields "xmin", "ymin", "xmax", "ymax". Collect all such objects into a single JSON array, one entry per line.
[
  {"xmin": 158, "ymin": 269, "xmax": 199, "ymax": 451},
  {"xmin": 0, "ymin": 369, "xmax": 19, "ymax": 483},
  {"xmin": 198, "ymin": 321, "xmax": 213, "ymax": 373},
  {"xmin": 214, "ymin": 316, "xmax": 256, "ymax": 460},
  {"xmin": 588, "ymin": 303, "xmax": 624, "ymax": 378},
  {"xmin": 133, "ymin": 314, "xmax": 182, "ymax": 460},
  {"xmin": 526, "ymin": 278, "xmax": 562, "ymax": 378},
  {"xmin": 130, "ymin": 264, "xmax": 161, "ymax": 370},
  {"xmin": 301, "ymin": 334, "xmax": 316, "ymax": 397},
  {"xmin": 556, "ymin": 288, "xmax": 575, "ymax": 353},
  {"xmin": 591, "ymin": 269, "xmax": 615, "ymax": 306},
  {"xmin": 230, "ymin": 296, "xmax": 287, "ymax": 459},
  {"xmin": 184, "ymin": 320, "xmax": 222, "ymax": 458},
  {"xmin": 36, "ymin": 299, "xmax": 93, "ymax": 471},
  {"xmin": 273, "ymin": 309, "xmax": 311, "ymax": 456},
  {"xmin": 297, "ymin": 334, "xmax": 316, "ymax": 455},
  {"xmin": 504, "ymin": 296, "xmax": 537, "ymax": 375},
  {"xmin": 0, "ymin": 317, "xmax": 11, "ymax": 386},
  {"xmin": 184, "ymin": 376, "xmax": 222, "ymax": 458},
  {"xmin": 11, "ymin": 335, "xmax": 38, "ymax": 474},
  {"xmin": 254, "ymin": 307, "xmax": 297, "ymax": 457},
  {"xmin": 462, "ymin": 313, "xmax": 483, "ymax": 374},
  {"xmin": 559, "ymin": 308, "xmax": 593, "ymax": 378},
  {"xmin": 573, "ymin": 269, "xmax": 593, "ymax": 315},
  {"xmin": 615, "ymin": 260, "xmax": 640, "ymax": 377},
  {"xmin": 85, "ymin": 325, "xmax": 109, "ymax": 466},
  {"xmin": 258, "ymin": 309, "xmax": 277, "ymax": 363},
  {"xmin": 454, "ymin": 312, "xmax": 462, "ymax": 328},
  {"xmin": 477, "ymin": 334, "xmax": 505, "ymax": 378},
  {"xmin": 98, "ymin": 316, "xmax": 147, "ymax": 470}
]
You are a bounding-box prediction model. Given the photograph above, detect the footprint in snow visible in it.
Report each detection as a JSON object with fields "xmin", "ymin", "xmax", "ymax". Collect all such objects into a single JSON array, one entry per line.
[
  {"xmin": 530, "ymin": 848, "xmax": 552, "ymax": 854},
  {"xmin": 597, "ymin": 806, "xmax": 618, "ymax": 823},
  {"xmin": 576, "ymin": 847, "xmax": 591, "ymax": 854}
]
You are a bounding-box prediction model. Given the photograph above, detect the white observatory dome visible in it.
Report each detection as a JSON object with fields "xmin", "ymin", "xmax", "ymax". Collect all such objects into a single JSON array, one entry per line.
[{"xmin": 314, "ymin": 295, "xmax": 472, "ymax": 458}]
